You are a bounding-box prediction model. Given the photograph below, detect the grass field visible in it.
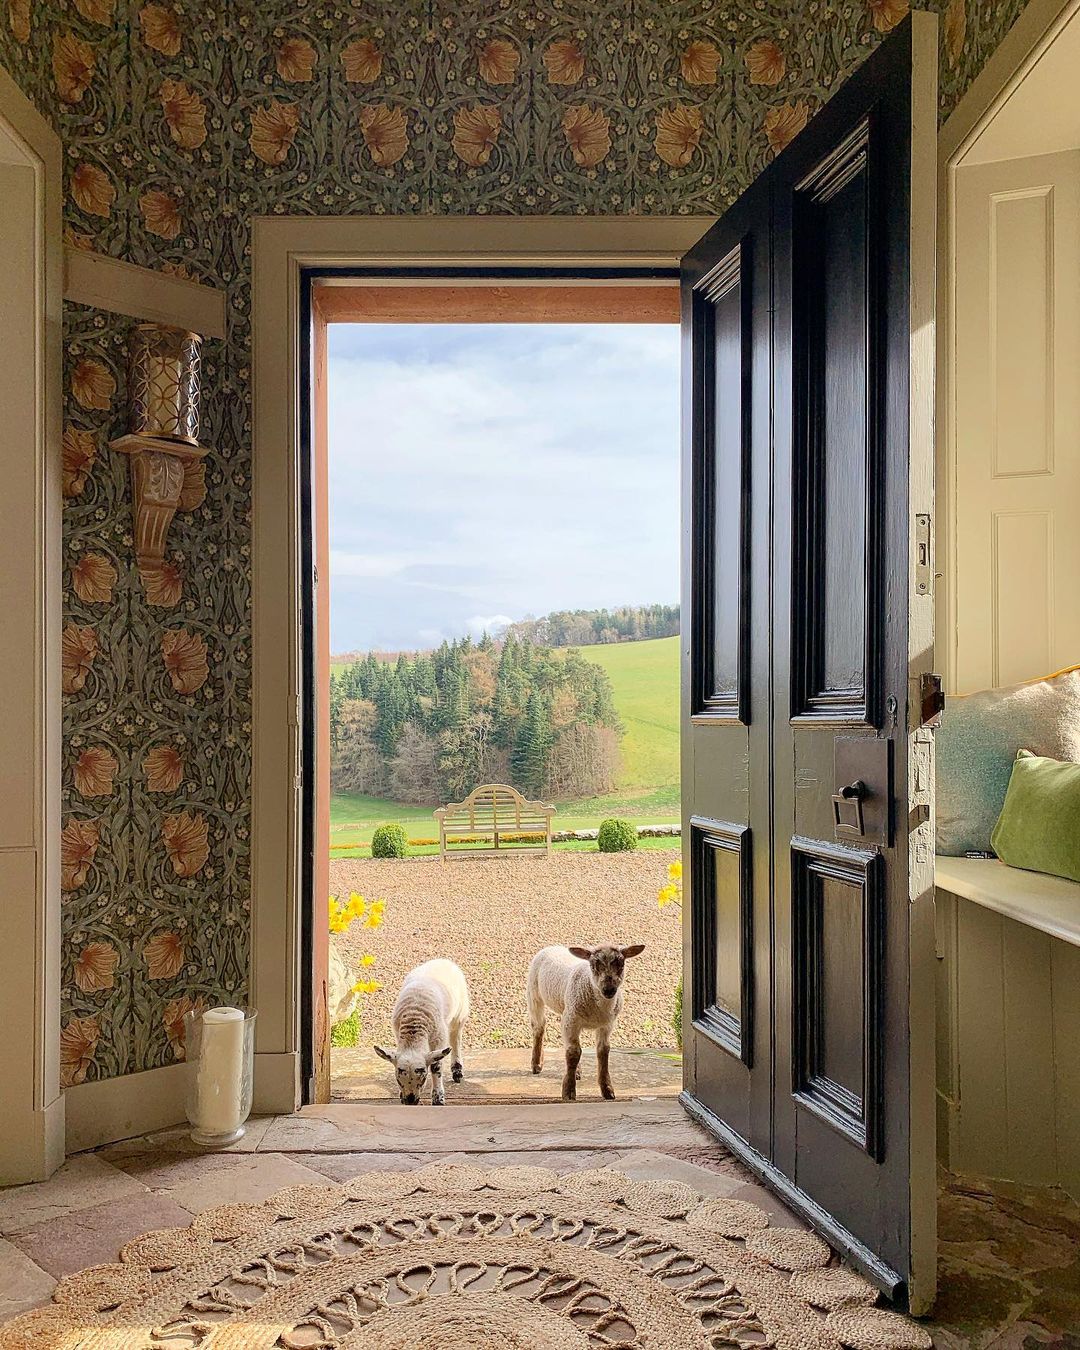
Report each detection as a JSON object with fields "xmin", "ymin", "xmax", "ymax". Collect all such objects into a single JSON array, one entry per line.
[{"xmin": 329, "ymin": 635, "xmax": 680, "ymax": 851}]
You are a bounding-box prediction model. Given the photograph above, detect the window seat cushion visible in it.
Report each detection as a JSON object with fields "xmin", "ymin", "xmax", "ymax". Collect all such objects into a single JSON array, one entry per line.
[{"xmin": 935, "ymin": 855, "xmax": 1080, "ymax": 948}]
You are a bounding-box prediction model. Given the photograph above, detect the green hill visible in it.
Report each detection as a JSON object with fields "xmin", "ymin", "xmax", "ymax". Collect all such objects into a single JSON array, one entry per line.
[
  {"xmin": 328, "ymin": 634, "xmax": 681, "ymax": 850},
  {"xmin": 572, "ymin": 635, "xmax": 679, "ymax": 798}
]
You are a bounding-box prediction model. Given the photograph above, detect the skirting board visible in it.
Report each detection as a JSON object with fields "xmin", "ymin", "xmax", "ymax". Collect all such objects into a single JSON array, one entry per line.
[
  {"xmin": 65, "ymin": 1051, "xmax": 300, "ymax": 1154},
  {"xmin": 253, "ymin": 1050, "xmax": 301, "ymax": 1116},
  {"xmin": 65, "ymin": 1062, "xmax": 188, "ymax": 1154},
  {"xmin": 64, "ymin": 247, "xmax": 227, "ymax": 339},
  {"xmin": 0, "ymin": 1095, "xmax": 65, "ymax": 1186}
]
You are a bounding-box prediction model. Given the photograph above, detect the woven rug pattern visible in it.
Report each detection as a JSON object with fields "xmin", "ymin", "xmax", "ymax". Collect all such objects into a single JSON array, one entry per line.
[{"xmin": 0, "ymin": 1163, "xmax": 933, "ymax": 1349}]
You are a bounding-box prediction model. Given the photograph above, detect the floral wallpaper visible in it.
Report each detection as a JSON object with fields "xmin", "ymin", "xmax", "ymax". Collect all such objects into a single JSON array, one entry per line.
[
  {"xmin": 58, "ymin": 305, "xmax": 247, "ymax": 1084},
  {"xmin": 0, "ymin": 0, "xmax": 1036, "ymax": 1085}
]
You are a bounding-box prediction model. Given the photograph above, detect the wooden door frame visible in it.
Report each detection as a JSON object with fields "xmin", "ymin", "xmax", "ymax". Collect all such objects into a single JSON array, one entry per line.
[
  {"xmin": 937, "ymin": 0, "xmax": 1080, "ymax": 694},
  {"xmin": 249, "ymin": 216, "xmax": 712, "ymax": 1114},
  {"xmin": 0, "ymin": 65, "xmax": 65, "ymax": 1184}
]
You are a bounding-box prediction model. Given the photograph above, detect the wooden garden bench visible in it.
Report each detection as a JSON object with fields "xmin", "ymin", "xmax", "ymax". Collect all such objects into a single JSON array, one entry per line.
[{"xmin": 434, "ymin": 783, "xmax": 554, "ymax": 858}]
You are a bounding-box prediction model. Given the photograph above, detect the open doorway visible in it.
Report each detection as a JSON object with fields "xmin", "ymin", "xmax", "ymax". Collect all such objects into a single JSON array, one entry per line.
[
  {"xmin": 309, "ymin": 278, "xmax": 686, "ymax": 1105},
  {"xmin": 932, "ymin": 0, "xmax": 1080, "ymax": 1328}
]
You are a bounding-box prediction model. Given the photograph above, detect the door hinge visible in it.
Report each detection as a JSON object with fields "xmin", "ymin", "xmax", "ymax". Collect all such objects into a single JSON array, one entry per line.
[{"xmin": 914, "ymin": 513, "xmax": 932, "ymax": 596}]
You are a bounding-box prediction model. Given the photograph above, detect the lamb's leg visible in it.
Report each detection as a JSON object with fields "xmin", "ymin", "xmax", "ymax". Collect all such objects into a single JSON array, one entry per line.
[
  {"xmin": 527, "ymin": 978, "xmax": 546, "ymax": 1075},
  {"xmin": 562, "ymin": 1022, "xmax": 582, "ymax": 1102},
  {"xmin": 430, "ymin": 1058, "xmax": 445, "ymax": 1106},
  {"xmin": 597, "ymin": 1029, "xmax": 615, "ymax": 1101},
  {"xmin": 449, "ymin": 1020, "xmax": 464, "ymax": 1083}
]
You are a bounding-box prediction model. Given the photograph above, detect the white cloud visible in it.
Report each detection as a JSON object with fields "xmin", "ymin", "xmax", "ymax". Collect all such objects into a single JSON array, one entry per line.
[
  {"xmin": 327, "ymin": 323, "xmax": 680, "ymax": 651},
  {"xmin": 464, "ymin": 614, "xmax": 514, "ymax": 638},
  {"xmin": 328, "ymin": 549, "xmax": 428, "ymax": 578}
]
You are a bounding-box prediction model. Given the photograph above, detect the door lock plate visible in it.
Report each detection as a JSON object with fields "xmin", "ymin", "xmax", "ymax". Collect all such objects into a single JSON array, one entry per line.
[
  {"xmin": 915, "ymin": 513, "xmax": 932, "ymax": 596},
  {"xmin": 833, "ymin": 737, "xmax": 892, "ymax": 847}
]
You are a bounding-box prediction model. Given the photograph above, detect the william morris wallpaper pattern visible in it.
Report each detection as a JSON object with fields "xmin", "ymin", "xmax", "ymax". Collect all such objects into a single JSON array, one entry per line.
[{"xmin": 0, "ymin": 0, "xmax": 1034, "ymax": 1084}]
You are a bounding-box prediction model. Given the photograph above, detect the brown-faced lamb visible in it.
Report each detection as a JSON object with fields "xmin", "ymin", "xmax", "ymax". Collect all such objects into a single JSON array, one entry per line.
[{"xmin": 526, "ymin": 943, "xmax": 645, "ymax": 1102}]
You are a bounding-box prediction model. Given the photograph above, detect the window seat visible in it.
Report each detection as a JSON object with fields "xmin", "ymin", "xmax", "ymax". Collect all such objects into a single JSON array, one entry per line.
[
  {"xmin": 934, "ymin": 855, "xmax": 1080, "ymax": 948},
  {"xmin": 934, "ymin": 856, "xmax": 1080, "ymax": 1201}
]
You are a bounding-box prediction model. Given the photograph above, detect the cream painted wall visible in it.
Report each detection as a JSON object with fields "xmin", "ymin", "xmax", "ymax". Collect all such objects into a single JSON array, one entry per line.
[{"xmin": 951, "ymin": 148, "xmax": 1080, "ymax": 692}]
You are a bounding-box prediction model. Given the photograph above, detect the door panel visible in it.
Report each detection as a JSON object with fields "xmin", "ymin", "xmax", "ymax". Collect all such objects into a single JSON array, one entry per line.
[
  {"xmin": 952, "ymin": 151, "xmax": 1080, "ymax": 693},
  {"xmin": 692, "ymin": 244, "xmax": 752, "ymax": 723},
  {"xmin": 791, "ymin": 124, "xmax": 879, "ymax": 723},
  {"xmin": 689, "ymin": 818, "xmax": 753, "ymax": 1067},
  {"xmin": 681, "ymin": 14, "xmax": 937, "ymax": 1311},
  {"xmin": 681, "ymin": 167, "xmax": 773, "ymax": 1158}
]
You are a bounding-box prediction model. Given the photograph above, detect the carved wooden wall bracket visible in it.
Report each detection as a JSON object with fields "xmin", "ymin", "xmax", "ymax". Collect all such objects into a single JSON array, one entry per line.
[{"xmin": 110, "ymin": 433, "xmax": 209, "ymax": 576}]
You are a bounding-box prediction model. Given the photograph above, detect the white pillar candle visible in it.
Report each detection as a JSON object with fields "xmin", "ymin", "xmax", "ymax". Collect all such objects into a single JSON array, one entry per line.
[{"xmin": 193, "ymin": 1006, "xmax": 246, "ymax": 1138}]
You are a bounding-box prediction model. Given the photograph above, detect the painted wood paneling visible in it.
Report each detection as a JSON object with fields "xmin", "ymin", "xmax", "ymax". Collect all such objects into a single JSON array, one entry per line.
[
  {"xmin": 992, "ymin": 510, "xmax": 1053, "ymax": 685},
  {"xmin": 1051, "ymin": 941, "xmax": 1080, "ymax": 1198},
  {"xmin": 936, "ymin": 885, "xmax": 1080, "ymax": 1199},
  {"xmin": 989, "ymin": 187, "xmax": 1053, "ymax": 478},
  {"xmin": 953, "ymin": 150, "xmax": 1080, "ymax": 693}
]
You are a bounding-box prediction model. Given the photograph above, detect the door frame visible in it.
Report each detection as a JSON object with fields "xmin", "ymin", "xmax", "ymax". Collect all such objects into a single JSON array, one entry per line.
[
  {"xmin": 249, "ymin": 216, "xmax": 712, "ymax": 1113},
  {"xmin": 937, "ymin": 0, "xmax": 1080, "ymax": 693},
  {"xmin": 0, "ymin": 65, "xmax": 65, "ymax": 1184}
]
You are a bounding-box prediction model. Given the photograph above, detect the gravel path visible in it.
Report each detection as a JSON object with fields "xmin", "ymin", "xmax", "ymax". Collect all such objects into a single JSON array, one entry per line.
[{"xmin": 330, "ymin": 850, "xmax": 681, "ymax": 1051}]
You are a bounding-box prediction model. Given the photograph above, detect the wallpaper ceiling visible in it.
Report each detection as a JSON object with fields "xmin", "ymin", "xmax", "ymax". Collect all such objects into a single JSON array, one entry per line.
[{"xmin": 0, "ymin": 0, "xmax": 1033, "ymax": 1084}]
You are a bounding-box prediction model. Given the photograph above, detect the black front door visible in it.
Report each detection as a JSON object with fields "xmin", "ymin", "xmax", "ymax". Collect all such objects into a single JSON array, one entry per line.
[{"xmin": 680, "ymin": 14, "xmax": 938, "ymax": 1312}]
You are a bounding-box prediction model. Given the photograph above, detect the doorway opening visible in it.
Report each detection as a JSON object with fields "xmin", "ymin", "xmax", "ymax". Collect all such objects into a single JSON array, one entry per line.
[
  {"xmin": 934, "ymin": 0, "xmax": 1080, "ymax": 1294},
  {"xmin": 305, "ymin": 274, "xmax": 686, "ymax": 1106}
]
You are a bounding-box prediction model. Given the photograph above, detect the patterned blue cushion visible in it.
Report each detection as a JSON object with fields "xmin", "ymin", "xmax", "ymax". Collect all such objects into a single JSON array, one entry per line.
[{"xmin": 936, "ymin": 666, "xmax": 1080, "ymax": 856}]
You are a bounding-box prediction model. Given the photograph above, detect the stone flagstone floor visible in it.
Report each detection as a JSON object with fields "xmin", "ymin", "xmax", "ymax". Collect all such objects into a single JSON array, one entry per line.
[{"xmin": 0, "ymin": 1101, "xmax": 1076, "ymax": 1344}]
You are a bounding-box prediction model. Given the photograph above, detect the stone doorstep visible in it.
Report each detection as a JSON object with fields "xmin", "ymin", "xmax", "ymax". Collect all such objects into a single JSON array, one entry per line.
[
  {"xmin": 256, "ymin": 1099, "xmax": 714, "ymax": 1157},
  {"xmin": 330, "ymin": 1043, "xmax": 684, "ymax": 1104}
]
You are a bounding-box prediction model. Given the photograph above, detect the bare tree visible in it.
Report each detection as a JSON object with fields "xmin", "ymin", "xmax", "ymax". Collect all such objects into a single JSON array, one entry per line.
[
  {"xmin": 331, "ymin": 698, "xmax": 388, "ymax": 796},
  {"xmin": 389, "ymin": 723, "xmax": 440, "ymax": 805},
  {"xmin": 545, "ymin": 724, "xmax": 619, "ymax": 799}
]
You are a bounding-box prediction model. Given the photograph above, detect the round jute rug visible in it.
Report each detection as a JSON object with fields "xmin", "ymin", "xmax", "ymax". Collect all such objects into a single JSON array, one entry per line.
[{"xmin": 0, "ymin": 1163, "xmax": 933, "ymax": 1349}]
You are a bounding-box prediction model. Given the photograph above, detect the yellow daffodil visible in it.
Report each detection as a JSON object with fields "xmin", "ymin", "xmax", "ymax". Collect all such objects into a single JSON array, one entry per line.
[
  {"xmin": 657, "ymin": 863, "xmax": 683, "ymax": 913},
  {"xmin": 329, "ymin": 892, "xmax": 386, "ymax": 936}
]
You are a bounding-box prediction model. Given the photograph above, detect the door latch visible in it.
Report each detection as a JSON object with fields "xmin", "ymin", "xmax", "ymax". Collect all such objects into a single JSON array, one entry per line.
[
  {"xmin": 920, "ymin": 673, "xmax": 944, "ymax": 728},
  {"xmin": 832, "ymin": 780, "xmax": 868, "ymax": 837}
]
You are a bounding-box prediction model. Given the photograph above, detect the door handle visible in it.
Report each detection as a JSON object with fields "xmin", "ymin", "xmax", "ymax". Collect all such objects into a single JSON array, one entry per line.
[{"xmin": 832, "ymin": 780, "xmax": 868, "ymax": 837}]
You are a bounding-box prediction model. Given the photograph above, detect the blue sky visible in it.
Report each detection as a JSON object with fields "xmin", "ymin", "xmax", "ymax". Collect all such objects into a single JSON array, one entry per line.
[{"xmin": 327, "ymin": 321, "xmax": 680, "ymax": 654}]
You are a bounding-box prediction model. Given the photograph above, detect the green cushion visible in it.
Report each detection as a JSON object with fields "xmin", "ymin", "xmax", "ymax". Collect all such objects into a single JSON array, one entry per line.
[
  {"xmin": 936, "ymin": 665, "xmax": 1080, "ymax": 856},
  {"xmin": 991, "ymin": 751, "xmax": 1080, "ymax": 884}
]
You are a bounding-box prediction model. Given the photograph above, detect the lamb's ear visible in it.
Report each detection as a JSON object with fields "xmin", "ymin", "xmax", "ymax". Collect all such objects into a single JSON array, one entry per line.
[
  {"xmin": 568, "ymin": 946, "xmax": 592, "ymax": 961},
  {"xmin": 427, "ymin": 1046, "xmax": 451, "ymax": 1067},
  {"xmin": 373, "ymin": 1045, "xmax": 395, "ymax": 1063},
  {"xmin": 621, "ymin": 943, "xmax": 646, "ymax": 959}
]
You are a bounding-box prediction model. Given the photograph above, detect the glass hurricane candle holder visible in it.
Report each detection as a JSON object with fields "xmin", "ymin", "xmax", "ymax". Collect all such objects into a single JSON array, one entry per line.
[
  {"xmin": 184, "ymin": 1007, "xmax": 257, "ymax": 1147},
  {"xmin": 128, "ymin": 322, "xmax": 202, "ymax": 445}
]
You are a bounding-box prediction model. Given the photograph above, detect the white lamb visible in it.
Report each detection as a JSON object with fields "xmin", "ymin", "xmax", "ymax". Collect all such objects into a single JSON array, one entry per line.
[
  {"xmin": 374, "ymin": 958, "xmax": 470, "ymax": 1105},
  {"xmin": 527, "ymin": 943, "xmax": 645, "ymax": 1102}
]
